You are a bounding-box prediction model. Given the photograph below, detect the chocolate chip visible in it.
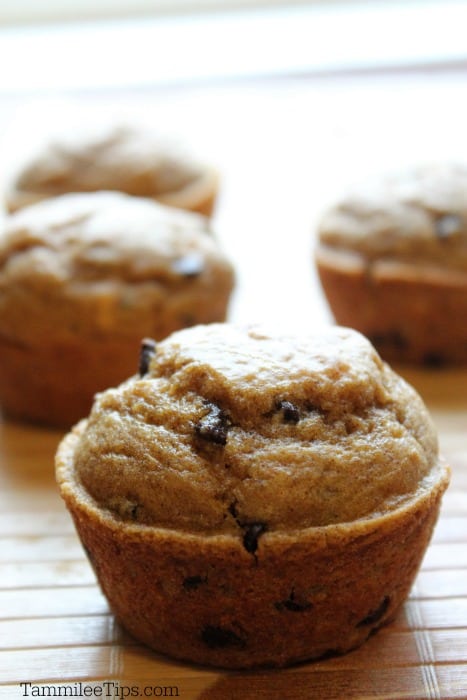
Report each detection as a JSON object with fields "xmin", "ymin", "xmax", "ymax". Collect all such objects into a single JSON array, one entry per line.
[
  {"xmin": 242, "ymin": 522, "xmax": 267, "ymax": 554},
  {"xmin": 129, "ymin": 504, "xmax": 139, "ymax": 520},
  {"xmin": 275, "ymin": 590, "xmax": 313, "ymax": 613},
  {"xmin": 179, "ymin": 312, "xmax": 196, "ymax": 327},
  {"xmin": 435, "ymin": 213, "xmax": 463, "ymax": 239},
  {"xmin": 172, "ymin": 254, "xmax": 204, "ymax": 278},
  {"xmin": 369, "ymin": 331, "xmax": 408, "ymax": 351},
  {"xmin": 139, "ymin": 338, "xmax": 157, "ymax": 376},
  {"xmin": 201, "ymin": 625, "xmax": 246, "ymax": 649},
  {"xmin": 183, "ymin": 575, "xmax": 207, "ymax": 591},
  {"xmin": 276, "ymin": 400, "xmax": 300, "ymax": 424},
  {"xmin": 227, "ymin": 502, "xmax": 267, "ymax": 555},
  {"xmin": 228, "ymin": 500, "xmax": 239, "ymax": 520},
  {"xmin": 195, "ymin": 403, "xmax": 230, "ymax": 445},
  {"xmin": 305, "ymin": 401, "xmax": 323, "ymax": 414},
  {"xmin": 357, "ymin": 595, "xmax": 390, "ymax": 627},
  {"xmin": 422, "ymin": 351, "xmax": 447, "ymax": 368}
]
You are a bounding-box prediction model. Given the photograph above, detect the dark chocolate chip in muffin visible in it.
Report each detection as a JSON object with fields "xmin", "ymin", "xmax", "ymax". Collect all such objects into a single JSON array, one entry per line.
[
  {"xmin": 201, "ymin": 625, "xmax": 246, "ymax": 650},
  {"xmin": 227, "ymin": 501, "xmax": 267, "ymax": 555},
  {"xmin": 242, "ymin": 522, "xmax": 267, "ymax": 554},
  {"xmin": 357, "ymin": 595, "xmax": 390, "ymax": 627},
  {"xmin": 172, "ymin": 253, "xmax": 205, "ymax": 278},
  {"xmin": 276, "ymin": 400, "xmax": 300, "ymax": 424},
  {"xmin": 422, "ymin": 351, "xmax": 447, "ymax": 368},
  {"xmin": 129, "ymin": 504, "xmax": 140, "ymax": 520},
  {"xmin": 183, "ymin": 575, "xmax": 208, "ymax": 591},
  {"xmin": 195, "ymin": 402, "xmax": 230, "ymax": 445},
  {"xmin": 275, "ymin": 590, "xmax": 313, "ymax": 613},
  {"xmin": 434, "ymin": 213, "xmax": 463, "ymax": 239},
  {"xmin": 368, "ymin": 331, "xmax": 409, "ymax": 352},
  {"xmin": 228, "ymin": 500, "xmax": 239, "ymax": 521},
  {"xmin": 227, "ymin": 502, "xmax": 267, "ymax": 555},
  {"xmin": 139, "ymin": 338, "xmax": 157, "ymax": 377},
  {"xmin": 178, "ymin": 312, "xmax": 197, "ymax": 327}
]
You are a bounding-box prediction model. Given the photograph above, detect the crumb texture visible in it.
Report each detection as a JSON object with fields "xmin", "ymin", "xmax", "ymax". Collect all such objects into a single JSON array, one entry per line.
[{"xmin": 74, "ymin": 324, "xmax": 439, "ymax": 534}]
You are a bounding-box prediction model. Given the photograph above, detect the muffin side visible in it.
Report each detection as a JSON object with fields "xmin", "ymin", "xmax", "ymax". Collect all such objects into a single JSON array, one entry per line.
[{"xmin": 58, "ymin": 424, "xmax": 448, "ymax": 668}]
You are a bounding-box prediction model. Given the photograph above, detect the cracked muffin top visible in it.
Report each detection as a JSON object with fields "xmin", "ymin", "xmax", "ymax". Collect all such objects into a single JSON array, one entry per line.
[
  {"xmin": 5, "ymin": 123, "xmax": 215, "ymax": 213},
  {"xmin": 318, "ymin": 163, "xmax": 467, "ymax": 271},
  {"xmin": 73, "ymin": 323, "xmax": 440, "ymax": 537}
]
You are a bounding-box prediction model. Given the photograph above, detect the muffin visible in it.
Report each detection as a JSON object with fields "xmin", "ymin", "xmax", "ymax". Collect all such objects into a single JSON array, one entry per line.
[
  {"xmin": 55, "ymin": 322, "xmax": 450, "ymax": 669},
  {"xmin": 4, "ymin": 123, "xmax": 219, "ymax": 216},
  {"xmin": 0, "ymin": 192, "xmax": 234, "ymax": 427},
  {"xmin": 315, "ymin": 163, "xmax": 467, "ymax": 365}
]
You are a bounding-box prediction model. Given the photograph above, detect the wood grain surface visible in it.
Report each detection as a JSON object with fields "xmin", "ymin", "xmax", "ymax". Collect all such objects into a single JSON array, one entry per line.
[{"xmin": 1, "ymin": 65, "xmax": 467, "ymax": 699}]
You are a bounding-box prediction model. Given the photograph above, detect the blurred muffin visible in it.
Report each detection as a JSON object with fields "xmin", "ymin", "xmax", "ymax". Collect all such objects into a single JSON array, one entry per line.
[
  {"xmin": 4, "ymin": 123, "xmax": 219, "ymax": 216},
  {"xmin": 0, "ymin": 192, "xmax": 234, "ymax": 427},
  {"xmin": 56, "ymin": 323, "xmax": 449, "ymax": 669},
  {"xmin": 315, "ymin": 163, "xmax": 467, "ymax": 365}
]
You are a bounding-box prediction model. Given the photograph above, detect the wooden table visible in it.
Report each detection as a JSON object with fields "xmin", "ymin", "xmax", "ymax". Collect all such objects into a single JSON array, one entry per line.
[{"xmin": 1, "ymin": 65, "xmax": 467, "ymax": 699}]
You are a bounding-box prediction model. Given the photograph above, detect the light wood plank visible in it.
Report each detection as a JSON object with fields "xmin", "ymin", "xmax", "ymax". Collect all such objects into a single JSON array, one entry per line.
[
  {"xmin": 0, "ymin": 646, "xmax": 124, "ymax": 684},
  {"xmin": 1, "ymin": 560, "xmax": 95, "ymax": 590},
  {"xmin": 404, "ymin": 598, "xmax": 467, "ymax": 630},
  {"xmin": 436, "ymin": 664, "xmax": 467, "ymax": 700},
  {"xmin": 0, "ymin": 586, "xmax": 109, "ymax": 620},
  {"xmin": 0, "ymin": 512, "xmax": 74, "ymax": 536},
  {"xmin": 0, "ymin": 535, "xmax": 85, "ymax": 563},
  {"xmin": 412, "ymin": 569, "xmax": 467, "ymax": 599},
  {"xmin": 430, "ymin": 516, "xmax": 467, "ymax": 544},
  {"xmin": 0, "ymin": 615, "xmax": 122, "ymax": 650},
  {"xmin": 421, "ymin": 543, "xmax": 467, "ymax": 570}
]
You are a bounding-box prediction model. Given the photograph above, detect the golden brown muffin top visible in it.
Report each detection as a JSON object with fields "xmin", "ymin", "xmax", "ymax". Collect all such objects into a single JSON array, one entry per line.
[
  {"xmin": 0, "ymin": 192, "xmax": 234, "ymax": 340},
  {"xmin": 6, "ymin": 124, "xmax": 208, "ymax": 205},
  {"xmin": 74, "ymin": 323, "xmax": 439, "ymax": 539},
  {"xmin": 318, "ymin": 163, "xmax": 467, "ymax": 271}
]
